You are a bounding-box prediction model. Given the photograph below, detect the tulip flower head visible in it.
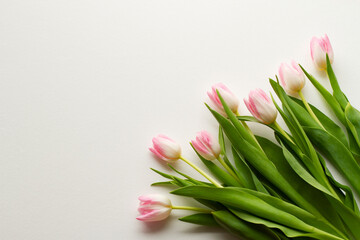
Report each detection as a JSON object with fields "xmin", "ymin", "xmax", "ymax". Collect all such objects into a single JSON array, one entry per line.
[
  {"xmin": 278, "ymin": 61, "xmax": 305, "ymax": 93},
  {"xmin": 149, "ymin": 135, "xmax": 181, "ymax": 162},
  {"xmin": 191, "ymin": 131, "xmax": 221, "ymax": 161},
  {"xmin": 244, "ymin": 89, "xmax": 278, "ymax": 124},
  {"xmin": 310, "ymin": 34, "xmax": 334, "ymax": 70},
  {"xmin": 136, "ymin": 194, "xmax": 172, "ymax": 222},
  {"xmin": 207, "ymin": 83, "xmax": 239, "ymax": 116}
]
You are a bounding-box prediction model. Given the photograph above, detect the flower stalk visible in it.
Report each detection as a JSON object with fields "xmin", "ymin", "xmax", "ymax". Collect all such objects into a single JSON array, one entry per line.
[
  {"xmin": 171, "ymin": 206, "xmax": 212, "ymax": 213},
  {"xmin": 298, "ymin": 90, "xmax": 325, "ymax": 130},
  {"xmin": 216, "ymin": 156, "xmax": 243, "ymax": 186},
  {"xmin": 180, "ymin": 156, "xmax": 223, "ymax": 188}
]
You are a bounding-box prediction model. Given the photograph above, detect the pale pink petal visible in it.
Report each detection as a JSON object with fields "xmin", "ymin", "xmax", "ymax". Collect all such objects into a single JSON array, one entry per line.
[
  {"xmin": 278, "ymin": 63, "xmax": 288, "ymax": 88},
  {"xmin": 149, "ymin": 147, "xmax": 166, "ymax": 161},
  {"xmin": 207, "ymin": 83, "xmax": 239, "ymax": 115},
  {"xmin": 291, "ymin": 60, "xmax": 302, "ymax": 74},
  {"xmin": 244, "ymin": 89, "xmax": 277, "ymax": 124},
  {"xmin": 192, "ymin": 139, "xmax": 214, "ymax": 160},
  {"xmin": 324, "ymin": 34, "xmax": 334, "ymax": 64},
  {"xmin": 150, "ymin": 135, "xmax": 181, "ymax": 161},
  {"xmin": 136, "ymin": 208, "xmax": 171, "ymax": 222},
  {"xmin": 310, "ymin": 37, "xmax": 319, "ymax": 60},
  {"xmin": 207, "ymin": 91, "xmax": 220, "ymax": 107},
  {"xmin": 191, "ymin": 131, "xmax": 220, "ymax": 160},
  {"xmin": 256, "ymin": 89, "xmax": 271, "ymax": 103},
  {"xmin": 244, "ymin": 97, "xmax": 260, "ymax": 120},
  {"xmin": 278, "ymin": 61, "xmax": 305, "ymax": 93},
  {"xmin": 310, "ymin": 34, "xmax": 334, "ymax": 70},
  {"xmin": 191, "ymin": 140, "xmax": 209, "ymax": 155},
  {"xmin": 137, "ymin": 194, "xmax": 172, "ymax": 221}
]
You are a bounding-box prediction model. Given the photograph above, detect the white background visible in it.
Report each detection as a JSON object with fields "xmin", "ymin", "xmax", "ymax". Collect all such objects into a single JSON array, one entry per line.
[{"xmin": 1, "ymin": 0, "xmax": 360, "ymax": 239}]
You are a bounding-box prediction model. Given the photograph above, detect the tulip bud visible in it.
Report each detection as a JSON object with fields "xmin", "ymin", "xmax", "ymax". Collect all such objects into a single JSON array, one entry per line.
[
  {"xmin": 310, "ymin": 34, "xmax": 334, "ymax": 70},
  {"xmin": 191, "ymin": 131, "xmax": 221, "ymax": 161},
  {"xmin": 149, "ymin": 135, "xmax": 181, "ymax": 162},
  {"xmin": 244, "ymin": 89, "xmax": 277, "ymax": 124},
  {"xmin": 136, "ymin": 194, "xmax": 172, "ymax": 222},
  {"xmin": 278, "ymin": 61, "xmax": 305, "ymax": 93},
  {"xmin": 207, "ymin": 83, "xmax": 239, "ymax": 116}
]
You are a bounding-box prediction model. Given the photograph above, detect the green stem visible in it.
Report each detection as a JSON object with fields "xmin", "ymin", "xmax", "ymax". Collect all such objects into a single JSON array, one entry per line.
[
  {"xmin": 272, "ymin": 121, "xmax": 294, "ymax": 144},
  {"xmin": 298, "ymin": 90, "xmax": 325, "ymax": 130},
  {"xmin": 217, "ymin": 156, "xmax": 244, "ymax": 187},
  {"xmin": 172, "ymin": 205, "xmax": 212, "ymax": 213},
  {"xmin": 180, "ymin": 156, "xmax": 223, "ymax": 188}
]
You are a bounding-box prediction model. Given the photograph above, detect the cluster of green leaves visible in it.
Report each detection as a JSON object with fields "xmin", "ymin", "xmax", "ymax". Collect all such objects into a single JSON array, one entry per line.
[
  {"xmin": 298, "ymin": 55, "xmax": 360, "ymax": 196},
  {"xmin": 150, "ymin": 56, "xmax": 360, "ymax": 240}
]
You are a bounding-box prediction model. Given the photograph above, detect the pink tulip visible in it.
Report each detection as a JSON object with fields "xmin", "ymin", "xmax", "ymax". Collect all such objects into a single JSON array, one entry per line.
[
  {"xmin": 207, "ymin": 83, "xmax": 239, "ymax": 116},
  {"xmin": 278, "ymin": 61, "xmax": 305, "ymax": 93},
  {"xmin": 136, "ymin": 194, "xmax": 172, "ymax": 222},
  {"xmin": 310, "ymin": 34, "xmax": 334, "ymax": 70},
  {"xmin": 244, "ymin": 89, "xmax": 277, "ymax": 124},
  {"xmin": 149, "ymin": 135, "xmax": 181, "ymax": 162},
  {"xmin": 191, "ymin": 131, "xmax": 221, "ymax": 161}
]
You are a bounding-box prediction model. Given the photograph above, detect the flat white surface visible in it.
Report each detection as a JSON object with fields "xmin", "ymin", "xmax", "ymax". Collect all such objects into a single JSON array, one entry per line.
[{"xmin": 1, "ymin": 0, "xmax": 360, "ymax": 239}]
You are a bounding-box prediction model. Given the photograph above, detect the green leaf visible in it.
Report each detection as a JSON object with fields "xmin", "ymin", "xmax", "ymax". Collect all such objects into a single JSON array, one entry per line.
[
  {"xmin": 271, "ymin": 79, "xmax": 329, "ymax": 187},
  {"xmin": 299, "ymin": 64, "xmax": 346, "ymax": 124},
  {"xmin": 237, "ymin": 115, "xmax": 261, "ymax": 123},
  {"xmin": 172, "ymin": 186, "xmax": 344, "ymax": 240},
  {"xmin": 173, "ymin": 187, "xmax": 319, "ymax": 233},
  {"xmin": 282, "ymin": 97, "xmax": 360, "ymax": 214},
  {"xmin": 279, "ymin": 141, "xmax": 332, "ymax": 196},
  {"xmin": 270, "ymin": 79, "xmax": 309, "ymax": 153},
  {"xmin": 179, "ymin": 213, "xmax": 219, "ymax": 226},
  {"xmin": 317, "ymin": 154, "xmax": 360, "ymax": 215},
  {"xmin": 231, "ymin": 210, "xmax": 339, "ymax": 240},
  {"xmin": 345, "ymin": 103, "xmax": 360, "ymax": 150},
  {"xmin": 151, "ymin": 181, "xmax": 175, "ymax": 186},
  {"xmin": 207, "ymin": 103, "xmax": 325, "ymax": 218},
  {"xmin": 150, "ymin": 168, "xmax": 226, "ymax": 211},
  {"xmin": 261, "ymin": 135, "xmax": 346, "ymax": 231},
  {"xmin": 347, "ymin": 128, "xmax": 360, "ymax": 163},
  {"xmin": 326, "ymin": 196, "xmax": 360, "ymax": 238},
  {"xmin": 256, "ymin": 136, "xmax": 301, "ymax": 200},
  {"xmin": 167, "ymin": 164, "xmax": 209, "ymax": 186},
  {"xmin": 151, "ymin": 168, "xmax": 195, "ymax": 187},
  {"xmin": 239, "ymin": 188, "xmax": 342, "ymax": 237},
  {"xmin": 218, "ymin": 126, "xmax": 227, "ymax": 155},
  {"xmin": 151, "ymin": 168, "xmax": 174, "ymax": 180},
  {"xmin": 213, "ymin": 210, "xmax": 280, "ymax": 240},
  {"xmin": 304, "ymin": 127, "xmax": 360, "ymax": 196},
  {"xmin": 289, "ymin": 96, "xmax": 348, "ymax": 147},
  {"xmin": 231, "ymin": 146, "xmax": 265, "ymax": 192},
  {"xmin": 326, "ymin": 54, "xmax": 348, "ymax": 110},
  {"xmin": 218, "ymin": 126, "xmax": 237, "ymax": 173}
]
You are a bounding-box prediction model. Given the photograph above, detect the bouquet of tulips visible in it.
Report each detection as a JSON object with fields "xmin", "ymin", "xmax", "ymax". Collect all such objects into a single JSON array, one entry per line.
[{"xmin": 137, "ymin": 35, "xmax": 360, "ymax": 240}]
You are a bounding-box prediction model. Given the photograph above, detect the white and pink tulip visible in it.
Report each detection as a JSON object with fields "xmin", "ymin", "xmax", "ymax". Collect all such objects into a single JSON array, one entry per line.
[
  {"xmin": 278, "ymin": 61, "xmax": 305, "ymax": 93},
  {"xmin": 136, "ymin": 194, "xmax": 172, "ymax": 222},
  {"xmin": 310, "ymin": 34, "xmax": 334, "ymax": 70},
  {"xmin": 149, "ymin": 135, "xmax": 181, "ymax": 162},
  {"xmin": 207, "ymin": 83, "xmax": 239, "ymax": 116},
  {"xmin": 244, "ymin": 89, "xmax": 278, "ymax": 124},
  {"xmin": 191, "ymin": 131, "xmax": 221, "ymax": 161}
]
